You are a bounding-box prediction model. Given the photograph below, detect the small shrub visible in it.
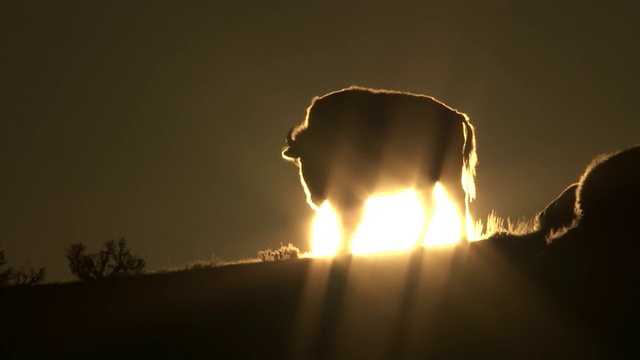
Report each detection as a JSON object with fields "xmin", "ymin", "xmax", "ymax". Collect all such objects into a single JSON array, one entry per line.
[
  {"xmin": 258, "ymin": 243, "xmax": 300, "ymax": 262},
  {"xmin": 0, "ymin": 247, "xmax": 46, "ymax": 286},
  {"xmin": 65, "ymin": 238, "xmax": 145, "ymax": 280},
  {"xmin": 12, "ymin": 264, "xmax": 46, "ymax": 285},
  {"xmin": 0, "ymin": 249, "xmax": 14, "ymax": 287}
]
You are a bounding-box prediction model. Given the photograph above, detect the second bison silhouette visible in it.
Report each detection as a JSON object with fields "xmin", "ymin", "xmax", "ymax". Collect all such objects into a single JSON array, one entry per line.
[
  {"xmin": 537, "ymin": 144, "xmax": 640, "ymax": 241},
  {"xmin": 282, "ymin": 86, "xmax": 477, "ymax": 253}
]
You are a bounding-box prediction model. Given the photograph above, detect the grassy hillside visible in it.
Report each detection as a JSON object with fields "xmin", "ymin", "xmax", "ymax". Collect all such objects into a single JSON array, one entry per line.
[{"xmin": 2, "ymin": 230, "xmax": 636, "ymax": 359}]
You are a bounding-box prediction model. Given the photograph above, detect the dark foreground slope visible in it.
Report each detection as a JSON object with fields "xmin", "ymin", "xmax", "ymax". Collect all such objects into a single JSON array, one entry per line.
[{"xmin": 1, "ymin": 234, "xmax": 637, "ymax": 359}]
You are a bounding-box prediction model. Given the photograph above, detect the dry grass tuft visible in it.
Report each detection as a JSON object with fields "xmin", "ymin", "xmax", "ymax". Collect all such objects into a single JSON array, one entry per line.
[
  {"xmin": 257, "ymin": 243, "xmax": 301, "ymax": 262},
  {"xmin": 475, "ymin": 211, "xmax": 537, "ymax": 238}
]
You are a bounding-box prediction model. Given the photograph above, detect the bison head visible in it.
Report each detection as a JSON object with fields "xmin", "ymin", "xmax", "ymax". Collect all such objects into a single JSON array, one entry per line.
[{"xmin": 282, "ymin": 126, "xmax": 330, "ymax": 210}]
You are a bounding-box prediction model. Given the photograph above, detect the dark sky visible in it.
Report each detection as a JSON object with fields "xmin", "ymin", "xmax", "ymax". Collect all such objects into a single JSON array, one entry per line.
[{"xmin": 2, "ymin": 1, "xmax": 639, "ymax": 280}]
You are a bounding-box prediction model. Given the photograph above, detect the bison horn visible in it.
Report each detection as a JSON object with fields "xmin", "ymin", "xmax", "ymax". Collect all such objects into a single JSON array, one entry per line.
[
  {"xmin": 286, "ymin": 127, "xmax": 295, "ymax": 146},
  {"xmin": 283, "ymin": 127, "xmax": 301, "ymax": 159}
]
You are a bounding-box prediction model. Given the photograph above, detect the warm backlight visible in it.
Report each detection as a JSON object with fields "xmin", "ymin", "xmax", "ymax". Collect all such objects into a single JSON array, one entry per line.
[
  {"xmin": 422, "ymin": 183, "xmax": 462, "ymax": 246},
  {"xmin": 310, "ymin": 201, "xmax": 341, "ymax": 256},
  {"xmin": 351, "ymin": 189, "xmax": 425, "ymax": 254},
  {"xmin": 310, "ymin": 183, "xmax": 465, "ymax": 257}
]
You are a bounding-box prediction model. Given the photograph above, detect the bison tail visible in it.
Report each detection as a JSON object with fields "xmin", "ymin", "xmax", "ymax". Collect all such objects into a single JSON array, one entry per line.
[{"xmin": 461, "ymin": 117, "xmax": 477, "ymax": 203}]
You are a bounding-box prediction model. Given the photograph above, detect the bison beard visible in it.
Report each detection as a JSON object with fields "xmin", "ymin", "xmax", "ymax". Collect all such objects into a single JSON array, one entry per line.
[{"xmin": 282, "ymin": 86, "xmax": 477, "ymax": 254}]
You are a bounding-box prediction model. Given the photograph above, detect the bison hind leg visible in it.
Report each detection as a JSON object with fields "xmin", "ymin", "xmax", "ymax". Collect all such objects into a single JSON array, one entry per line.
[
  {"xmin": 428, "ymin": 179, "xmax": 470, "ymax": 242},
  {"xmin": 332, "ymin": 200, "xmax": 366, "ymax": 255},
  {"xmin": 447, "ymin": 181, "xmax": 470, "ymax": 241},
  {"xmin": 415, "ymin": 186, "xmax": 437, "ymax": 248}
]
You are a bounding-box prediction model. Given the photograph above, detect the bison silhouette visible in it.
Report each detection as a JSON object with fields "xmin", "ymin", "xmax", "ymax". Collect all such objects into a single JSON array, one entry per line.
[
  {"xmin": 282, "ymin": 86, "xmax": 477, "ymax": 253},
  {"xmin": 576, "ymin": 144, "xmax": 640, "ymax": 239},
  {"xmin": 537, "ymin": 144, "xmax": 640, "ymax": 244},
  {"xmin": 537, "ymin": 145, "xmax": 640, "ymax": 357}
]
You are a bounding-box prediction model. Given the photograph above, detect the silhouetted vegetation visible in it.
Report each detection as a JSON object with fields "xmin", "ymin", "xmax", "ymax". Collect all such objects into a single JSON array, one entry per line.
[
  {"xmin": 258, "ymin": 243, "xmax": 300, "ymax": 262},
  {"xmin": 65, "ymin": 238, "xmax": 145, "ymax": 280},
  {"xmin": 154, "ymin": 254, "xmax": 263, "ymax": 274},
  {"xmin": 0, "ymin": 247, "xmax": 46, "ymax": 286},
  {"xmin": 11, "ymin": 264, "xmax": 46, "ymax": 285},
  {"xmin": 0, "ymin": 249, "xmax": 13, "ymax": 286},
  {"xmin": 169, "ymin": 255, "xmax": 223, "ymax": 272},
  {"xmin": 183, "ymin": 258, "xmax": 221, "ymax": 270}
]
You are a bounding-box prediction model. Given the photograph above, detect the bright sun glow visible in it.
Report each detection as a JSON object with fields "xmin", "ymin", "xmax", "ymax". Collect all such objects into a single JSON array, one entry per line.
[
  {"xmin": 351, "ymin": 189, "xmax": 425, "ymax": 254},
  {"xmin": 310, "ymin": 201, "xmax": 341, "ymax": 256},
  {"xmin": 422, "ymin": 183, "xmax": 461, "ymax": 247},
  {"xmin": 310, "ymin": 183, "xmax": 466, "ymax": 257}
]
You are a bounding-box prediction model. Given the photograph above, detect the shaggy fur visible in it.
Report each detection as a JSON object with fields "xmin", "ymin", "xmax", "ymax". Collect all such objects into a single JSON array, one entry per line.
[
  {"xmin": 575, "ymin": 144, "xmax": 640, "ymax": 235},
  {"xmin": 536, "ymin": 183, "xmax": 579, "ymax": 235}
]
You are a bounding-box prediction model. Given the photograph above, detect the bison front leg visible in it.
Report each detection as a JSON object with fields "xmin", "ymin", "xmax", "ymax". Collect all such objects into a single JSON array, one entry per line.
[{"xmin": 333, "ymin": 202, "xmax": 365, "ymax": 255}]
